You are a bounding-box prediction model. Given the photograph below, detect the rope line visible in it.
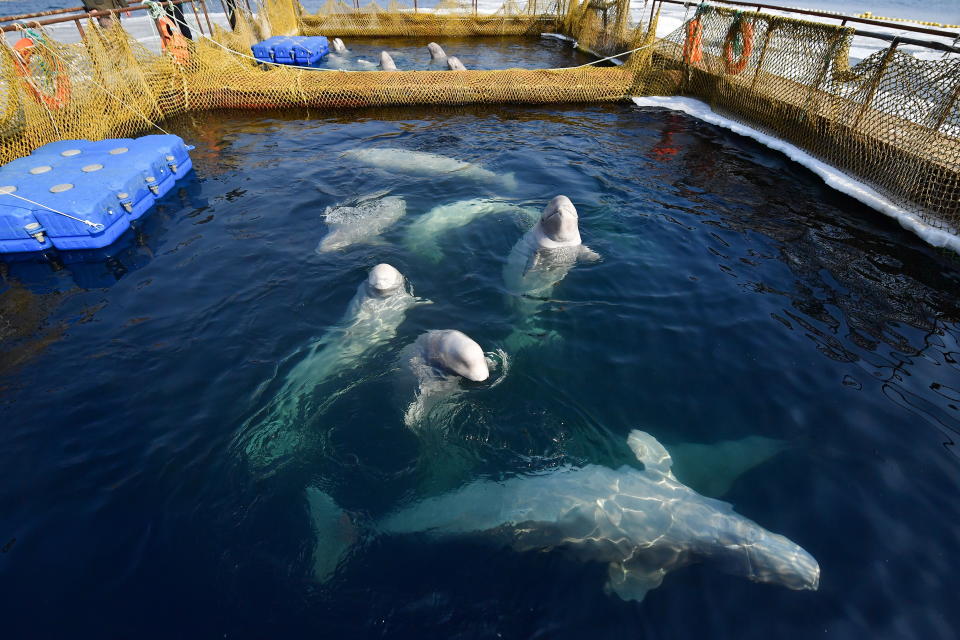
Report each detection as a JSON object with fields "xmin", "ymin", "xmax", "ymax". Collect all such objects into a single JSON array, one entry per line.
[{"xmin": 0, "ymin": 189, "xmax": 106, "ymax": 231}]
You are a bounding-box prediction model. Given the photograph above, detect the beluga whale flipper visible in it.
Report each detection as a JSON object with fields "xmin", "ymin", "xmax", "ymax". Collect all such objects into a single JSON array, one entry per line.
[
  {"xmin": 317, "ymin": 191, "xmax": 406, "ymax": 253},
  {"xmin": 308, "ymin": 430, "xmax": 820, "ymax": 600},
  {"xmin": 236, "ymin": 264, "xmax": 430, "ymax": 472},
  {"xmin": 502, "ymin": 195, "xmax": 600, "ymax": 349},
  {"xmin": 398, "ymin": 329, "xmax": 507, "ymax": 428},
  {"xmin": 403, "ymin": 198, "xmax": 539, "ymax": 263},
  {"xmin": 340, "ymin": 148, "xmax": 518, "ymax": 191}
]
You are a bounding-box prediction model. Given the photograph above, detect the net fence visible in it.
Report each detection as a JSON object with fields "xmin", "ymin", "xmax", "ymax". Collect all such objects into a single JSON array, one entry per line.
[{"xmin": 1, "ymin": 0, "xmax": 958, "ymax": 235}]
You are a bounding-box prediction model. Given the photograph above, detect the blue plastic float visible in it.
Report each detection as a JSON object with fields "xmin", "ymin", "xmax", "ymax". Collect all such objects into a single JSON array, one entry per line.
[
  {"xmin": 251, "ymin": 36, "xmax": 330, "ymax": 65},
  {"xmin": 0, "ymin": 135, "xmax": 193, "ymax": 254}
]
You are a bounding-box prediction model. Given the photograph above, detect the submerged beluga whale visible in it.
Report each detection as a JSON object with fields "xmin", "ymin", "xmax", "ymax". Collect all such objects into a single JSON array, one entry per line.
[
  {"xmin": 237, "ymin": 264, "xmax": 429, "ymax": 471},
  {"xmin": 341, "ymin": 148, "xmax": 517, "ymax": 191},
  {"xmin": 307, "ymin": 430, "xmax": 820, "ymax": 600},
  {"xmin": 316, "ymin": 192, "xmax": 406, "ymax": 253},
  {"xmin": 404, "ymin": 198, "xmax": 539, "ymax": 263},
  {"xmin": 502, "ymin": 195, "xmax": 600, "ymax": 348}
]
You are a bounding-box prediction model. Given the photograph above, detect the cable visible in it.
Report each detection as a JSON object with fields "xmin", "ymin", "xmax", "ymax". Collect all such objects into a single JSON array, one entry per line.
[{"xmin": 0, "ymin": 189, "xmax": 106, "ymax": 231}]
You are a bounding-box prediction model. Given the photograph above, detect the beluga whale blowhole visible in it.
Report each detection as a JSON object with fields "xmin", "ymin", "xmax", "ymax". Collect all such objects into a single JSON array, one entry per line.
[{"xmin": 307, "ymin": 430, "xmax": 820, "ymax": 601}]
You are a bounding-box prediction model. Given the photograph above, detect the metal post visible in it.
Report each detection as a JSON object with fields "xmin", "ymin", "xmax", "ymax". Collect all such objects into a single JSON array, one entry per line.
[
  {"xmin": 198, "ymin": 0, "xmax": 214, "ymax": 33},
  {"xmin": 749, "ymin": 24, "xmax": 773, "ymax": 90},
  {"xmin": 74, "ymin": 17, "xmax": 86, "ymax": 38},
  {"xmin": 189, "ymin": 0, "xmax": 203, "ymax": 34}
]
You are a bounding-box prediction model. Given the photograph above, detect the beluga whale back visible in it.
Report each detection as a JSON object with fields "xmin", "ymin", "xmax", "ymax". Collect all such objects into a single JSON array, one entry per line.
[
  {"xmin": 308, "ymin": 430, "xmax": 820, "ymax": 601},
  {"xmin": 316, "ymin": 191, "xmax": 406, "ymax": 253},
  {"xmin": 341, "ymin": 148, "xmax": 517, "ymax": 191}
]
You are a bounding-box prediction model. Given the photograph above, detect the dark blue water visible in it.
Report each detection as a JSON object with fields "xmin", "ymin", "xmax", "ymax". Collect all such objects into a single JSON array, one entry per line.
[{"xmin": 1, "ymin": 103, "xmax": 959, "ymax": 638}]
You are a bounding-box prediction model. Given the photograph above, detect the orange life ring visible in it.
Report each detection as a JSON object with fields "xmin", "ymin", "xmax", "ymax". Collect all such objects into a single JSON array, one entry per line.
[
  {"xmin": 722, "ymin": 17, "xmax": 754, "ymax": 75},
  {"xmin": 682, "ymin": 17, "xmax": 703, "ymax": 64},
  {"xmin": 12, "ymin": 37, "xmax": 71, "ymax": 109},
  {"xmin": 157, "ymin": 16, "xmax": 189, "ymax": 64}
]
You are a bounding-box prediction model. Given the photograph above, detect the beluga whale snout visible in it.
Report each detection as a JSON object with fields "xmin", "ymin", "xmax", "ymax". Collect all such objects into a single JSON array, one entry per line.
[{"xmin": 331, "ymin": 37, "xmax": 347, "ymax": 53}]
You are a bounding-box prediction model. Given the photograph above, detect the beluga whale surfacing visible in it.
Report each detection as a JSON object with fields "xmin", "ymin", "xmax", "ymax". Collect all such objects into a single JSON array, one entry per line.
[
  {"xmin": 316, "ymin": 191, "xmax": 406, "ymax": 253},
  {"xmin": 502, "ymin": 195, "xmax": 600, "ymax": 348},
  {"xmin": 398, "ymin": 329, "xmax": 507, "ymax": 427},
  {"xmin": 236, "ymin": 264, "xmax": 429, "ymax": 472},
  {"xmin": 307, "ymin": 430, "xmax": 819, "ymax": 600}
]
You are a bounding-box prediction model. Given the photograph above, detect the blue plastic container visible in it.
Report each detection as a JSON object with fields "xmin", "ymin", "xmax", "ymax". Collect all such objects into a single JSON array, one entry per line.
[
  {"xmin": 0, "ymin": 135, "xmax": 194, "ymax": 254},
  {"xmin": 251, "ymin": 35, "xmax": 329, "ymax": 65}
]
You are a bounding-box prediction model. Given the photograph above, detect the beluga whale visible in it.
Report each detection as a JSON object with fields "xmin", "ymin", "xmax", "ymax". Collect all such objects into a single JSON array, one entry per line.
[
  {"xmin": 340, "ymin": 148, "xmax": 518, "ymax": 191},
  {"xmin": 379, "ymin": 51, "xmax": 398, "ymax": 71},
  {"xmin": 397, "ymin": 329, "xmax": 507, "ymax": 428},
  {"xmin": 446, "ymin": 56, "xmax": 467, "ymax": 70},
  {"xmin": 331, "ymin": 37, "xmax": 347, "ymax": 53},
  {"xmin": 403, "ymin": 198, "xmax": 539, "ymax": 263},
  {"xmin": 427, "ymin": 42, "xmax": 447, "ymax": 62},
  {"xmin": 502, "ymin": 195, "xmax": 600, "ymax": 348},
  {"xmin": 316, "ymin": 191, "xmax": 406, "ymax": 253},
  {"xmin": 307, "ymin": 430, "xmax": 820, "ymax": 600},
  {"xmin": 236, "ymin": 264, "xmax": 429, "ymax": 472}
]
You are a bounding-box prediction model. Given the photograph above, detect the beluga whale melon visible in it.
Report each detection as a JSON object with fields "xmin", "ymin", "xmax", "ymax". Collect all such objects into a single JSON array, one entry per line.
[
  {"xmin": 235, "ymin": 264, "xmax": 429, "ymax": 472},
  {"xmin": 340, "ymin": 148, "xmax": 518, "ymax": 191},
  {"xmin": 502, "ymin": 195, "xmax": 600, "ymax": 348},
  {"xmin": 307, "ymin": 430, "xmax": 820, "ymax": 601}
]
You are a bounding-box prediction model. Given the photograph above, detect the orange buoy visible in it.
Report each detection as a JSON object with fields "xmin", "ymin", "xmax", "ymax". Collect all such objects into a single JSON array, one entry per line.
[
  {"xmin": 12, "ymin": 37, "xmax": 71, "ymax": 109},
  {"xmin": 156, "ymin": 16, "xmax": 189, "ymax": 64},
  {"xmin": 723, "ymin": 17, "xmax": 754, "ymax": 75},
  {"xmin": 683, "ymin": 17, "xmax": 703, "ymax": 65}
]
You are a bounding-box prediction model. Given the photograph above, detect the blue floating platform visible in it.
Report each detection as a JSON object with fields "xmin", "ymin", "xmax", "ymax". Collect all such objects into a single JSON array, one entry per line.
[
  {"xmin": 251, "ymin": 36, "xmax": 329, "ymax": 65},
  {"xmin": 0, "ymin": 135, "xmax": 193, "ymax": 254}
]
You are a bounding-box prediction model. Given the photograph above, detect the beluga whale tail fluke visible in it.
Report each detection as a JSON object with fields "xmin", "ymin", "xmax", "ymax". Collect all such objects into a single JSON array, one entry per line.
[{"xmin": 307, "ymin": 430, "xmax": 819, "ymax": 600}]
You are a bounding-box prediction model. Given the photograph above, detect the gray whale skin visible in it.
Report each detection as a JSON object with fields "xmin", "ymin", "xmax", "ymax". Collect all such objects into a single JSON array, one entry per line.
[{"xmin": 308, "ymin": 430, "xmax": 820, "ymax": 601}]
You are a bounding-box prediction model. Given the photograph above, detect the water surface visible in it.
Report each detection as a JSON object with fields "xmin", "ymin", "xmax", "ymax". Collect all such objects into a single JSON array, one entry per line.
[{"xmin": 1, "ymin": 103, "xmax": 959, "ymax": 638}]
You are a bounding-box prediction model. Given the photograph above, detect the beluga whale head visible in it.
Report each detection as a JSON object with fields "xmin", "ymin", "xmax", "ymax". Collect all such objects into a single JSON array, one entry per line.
[
  {"xmin": 426, "ymin": 330, "xmax": 489, "ymax": 382},
  {"xmin": 536, "ymin": 195, "xmax": 581, "ymax": 248},
  {"xmin": 366, "ymin": 263, "xmax": 405, "ymax": 298},
  {"xmin": 427, "ymin": 42, "xmax": 447, "ymax": 60}
]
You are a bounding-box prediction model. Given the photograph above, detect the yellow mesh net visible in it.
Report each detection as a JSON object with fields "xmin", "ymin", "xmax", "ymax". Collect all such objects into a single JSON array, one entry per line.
[{"xmin": 1, "ymin": 0, "xmax": 958, "ymax": 234}]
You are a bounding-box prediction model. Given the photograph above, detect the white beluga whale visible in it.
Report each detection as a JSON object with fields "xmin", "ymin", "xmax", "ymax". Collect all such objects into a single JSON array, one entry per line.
[
  {"xmin": 379, "ymin": 51, "xmax": 398, "ymax": 71},
  {"xmin": 446, "ymin": 56, "xmax": 467, "ymax": 70},
  {"xmin": 403, "ymin": 198, "xmax": 539, "ymax": 263},
  {"xmin": 236, "ymin": 264, "xmax": 429, "ymax": 472},
  {"xmin": 316, "ymin": 192, "xmax": 406, "ymax": 253},
  {"xmin": 308, "ymin": 430, "xmax": 819, "ymax": 600},
  {"xmin": 331, "ymin": 37, "xmax": 347, "ymax": 53},
  {"xmin": 398, "ymin": 329, "xmax": 507, "ymax": 427},
  {"xmin": 341, "ymin": 148, "xmax": 517, "ymax": 191},
  {"xmin": 502, "ymin": 195, "xmax": 600, "ymax": 348},
  {"xmin": 427, "ymin": 42, "xmax": 447, "ymax": 61}
]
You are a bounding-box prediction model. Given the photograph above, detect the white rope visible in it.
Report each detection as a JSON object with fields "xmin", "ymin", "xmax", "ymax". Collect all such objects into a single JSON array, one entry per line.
[
  {"xmin": 0, "ymin": 190, "xmax": 106, "ymax": 231},
  {"xmin": 563, "ymin": 39, "xmax": 659, "ymax": 68}
]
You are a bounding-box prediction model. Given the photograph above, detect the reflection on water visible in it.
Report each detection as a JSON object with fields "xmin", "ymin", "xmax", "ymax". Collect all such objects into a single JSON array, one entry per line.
[{"xmin": 0, "ymin": 103, "xmax": 958, "ymax": 639}]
